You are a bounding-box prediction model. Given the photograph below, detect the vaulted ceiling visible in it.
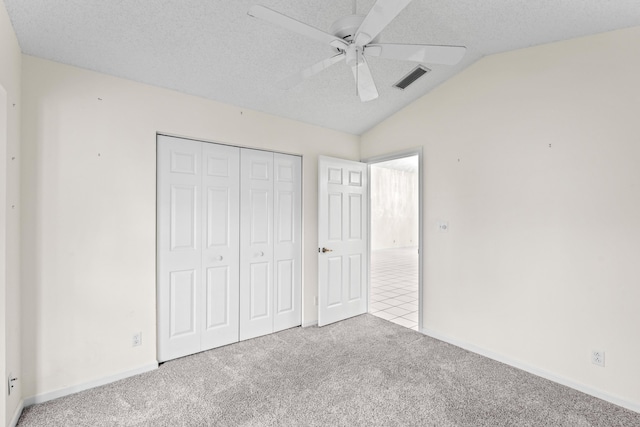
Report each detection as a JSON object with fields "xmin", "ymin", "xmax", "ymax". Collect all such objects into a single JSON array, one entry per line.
[{"xmin": 5, "ymin": 0, "xmax": 640, "ymax": 134}]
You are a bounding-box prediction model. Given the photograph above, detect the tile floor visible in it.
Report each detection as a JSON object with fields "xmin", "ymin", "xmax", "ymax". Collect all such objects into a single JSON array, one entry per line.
[{"xmin": 369, "ymin": 247, "xmax": 419, "ymax": 330}]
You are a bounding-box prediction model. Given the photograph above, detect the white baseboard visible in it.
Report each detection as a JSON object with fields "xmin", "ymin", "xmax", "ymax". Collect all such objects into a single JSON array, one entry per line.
[
  {"xmin": 9, "ymin": 399, "xmax": 24, "ymax": 427},
  {"xmin": 23, "ymin": 362, "xmax": 158, "ymax": 407},
  {"xmin": 420, "ymin": 328, "xmax": 640, "ymax": 414},
  {"xmin": 302, "ymin": 320, "xmax": 317, "ymax": 328}
]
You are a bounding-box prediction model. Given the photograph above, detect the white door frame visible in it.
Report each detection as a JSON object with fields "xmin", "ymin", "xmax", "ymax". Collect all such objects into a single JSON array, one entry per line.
[{"xmin": 362, "ymin": 148, "xmax": 424, "ymax": 331}]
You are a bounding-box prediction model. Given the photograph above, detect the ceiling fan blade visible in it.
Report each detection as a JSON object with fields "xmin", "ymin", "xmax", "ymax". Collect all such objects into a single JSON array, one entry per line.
[
  {"xmin": 351, "ymin": 56, "xmax": 378, "ymax": 102},
  {"xmin": 248, "ymin": 5, "xmax": 348, "ymax": 49},
  {"xmin": 354, "ymin": 0, "xmax": 413, "ymax": 47},
  {"xmin": 277, "ymin": 53, "xmax": 345, "ymax": 90},
  {"xmin": 365, "ymin": 43, "xmax": 466, "ymax": 65}
]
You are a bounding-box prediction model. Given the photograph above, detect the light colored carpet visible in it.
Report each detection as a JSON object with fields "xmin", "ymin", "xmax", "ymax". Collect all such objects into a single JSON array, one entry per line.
[{"xmin": 18, "ymin": 314, "xmax": 640, "ymax": 426}]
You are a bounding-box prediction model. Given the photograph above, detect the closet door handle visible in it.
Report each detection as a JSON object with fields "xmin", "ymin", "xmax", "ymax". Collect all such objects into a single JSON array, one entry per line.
[
  {"xmin": 214, "ymin": 255, "xmax": 223, "ymax": 261},
  {"xmin": 321, "ymin": 247, "xmax": 333, "ymax": 253},
  {"xmin": 255, "ymin": 251, "xmax": 264, "ymax": 257}
]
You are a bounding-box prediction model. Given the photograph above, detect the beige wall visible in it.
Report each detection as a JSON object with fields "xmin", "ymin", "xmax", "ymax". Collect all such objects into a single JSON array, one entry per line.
[
  {"xmin": 0, "ymin": 0, "xmax": 22, "ymax": 423},
  {"xmin": 361, "ymin": 26, "xmax": 640, "ymax": 407},
  {"xmin": 20, "ymin": 55, "xmax": 359, "ymax": 399}
]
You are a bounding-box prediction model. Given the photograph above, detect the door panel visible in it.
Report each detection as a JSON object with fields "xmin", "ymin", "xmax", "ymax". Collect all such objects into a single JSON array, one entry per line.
[
  {"xmin": 206, "ymin": 187, "xmax": 230, "ymax": 247},
  {"xmin": 276, "ymin": 191, "xmax": 294, "ymax": 243},
  {"xmin": 240, "ymin": 149, "xmax": 274, "ymax": 340},
  {"xmin": 206, "ymin": 155, "xmax": 230, "ymax": 177},
  {"xmin": 318, "ymin": 156, "xmax": 368, "ymax": 326},
  {"xmin": 273, "ymin": 153, "xmax": 302, "ymax": 332},
  {"xmin": 157, "ymin": 136, "xmax": 202, "ymax": 361},
  {"xmin": 169, "ymin": 269, "xmax": 198, "ymax": 336},
  {"xmin": 250, "ymin": 262, "xmax": 271, "ymax": 319},
  {"xmin": 250, "ymin": 190, "xmax": 270, "ymax": 244},
  {"xmin": 328, "ymin": 167, "xmax": 342, "ymax": 184},
  {"xmin": 348, "ymin": 193, "xmax": 363, "ymax": 240},
  {"xmin": 327, "ymin": 256, "xmax": 343, "ymax": 307},
  {"xmin": 170, "ymin": 150, "xmax": 198, "ymax": 174},
  {"xmin": 328, "ymin": 193, "xmax": 343, "ymax": 241},
  {"xmin": 275, "ymin": 260, "xmax": 294, "ymax": 313},
  {"xmin": 348, "ymin": 254, "xmax": 362, "ymax": 300},
  {"xmin": 201, "ymin": 142, "xmax": 240, "ymax": 350},
  {"xmin": 170, "ymin": 186, "xmax": 198, "ymax": 250},
  {"xmin": 205, "ymin": 266, "xmax": 229, "ymax": 329},
  {"xmin": 250, "ymin": 160, "xmax": 270, "ymax": 180}
]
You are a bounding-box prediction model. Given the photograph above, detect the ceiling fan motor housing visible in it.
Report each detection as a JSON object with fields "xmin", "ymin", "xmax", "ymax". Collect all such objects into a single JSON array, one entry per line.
[{"xmin": 330, "ymin": 14, "xmax": 380, "ymax": 47}]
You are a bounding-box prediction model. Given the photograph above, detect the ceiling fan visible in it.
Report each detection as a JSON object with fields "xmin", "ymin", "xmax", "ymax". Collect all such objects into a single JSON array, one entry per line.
[{"xmin": 248, "ymin": 0, "xmax": 466, "ymax": 102}]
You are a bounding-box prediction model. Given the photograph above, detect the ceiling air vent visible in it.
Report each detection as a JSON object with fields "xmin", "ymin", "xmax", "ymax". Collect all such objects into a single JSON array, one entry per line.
[{"xmin": 394, "ymin": 66, "xmax": 431, "ymax": 90}]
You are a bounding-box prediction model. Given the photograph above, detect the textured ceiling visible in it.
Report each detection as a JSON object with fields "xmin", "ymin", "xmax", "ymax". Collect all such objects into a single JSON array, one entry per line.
[{"xmin": 5, "ymin": 0, "xmax": 640, "ymax": 135}]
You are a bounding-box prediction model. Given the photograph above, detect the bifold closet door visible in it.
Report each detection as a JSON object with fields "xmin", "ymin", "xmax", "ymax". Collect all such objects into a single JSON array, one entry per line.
[
  {"xmin": 200, "ymin": 142, "xmax": 240, "ymax": 350},
  {"xmin": 157, "ymin": 136, "xmax": 240, "ymax": 362},
  {"xmin": 239, "ymin": 149, "xmax": 274, "ymax": 340},
  {"xmin": 159, "ymin": 137, "xmax": 301, "ymax": 360},
  {"xmin": 157, "ymin": 136, "xmax": 202, "ymax": 361},
  {"xmin": 273, "ymin": 153, "xmax": 302, "ymax": 332},
  {"xmin": 239, "ymin": 150, "xmax": 302, "ymax": 340}
]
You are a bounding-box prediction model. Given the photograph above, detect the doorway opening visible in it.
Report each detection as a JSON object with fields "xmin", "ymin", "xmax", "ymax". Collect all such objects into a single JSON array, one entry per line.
[{"xmin": 368, "ymin": 153, "xmax": 421, "ymax": 330}]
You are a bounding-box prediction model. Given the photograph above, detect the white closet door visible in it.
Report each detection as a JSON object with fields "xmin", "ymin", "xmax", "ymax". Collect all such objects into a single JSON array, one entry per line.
[
  {"xmin": 159, "ymin": 137, "xmax": 302, "ymax": 360},
  {"xmin": 157, "ymin": 135, "xmax": 203, "ymax": 362},
  {"xmin": 240, "ymin": 149, "xmax": 274, "ymax": 340},
  {"xmin": 273, "ymin": 153, "xmax": 302, "ymax": 332},
  {"xmin": 200, "ymin": 143, "xmax": 240, "ymax": 350}
]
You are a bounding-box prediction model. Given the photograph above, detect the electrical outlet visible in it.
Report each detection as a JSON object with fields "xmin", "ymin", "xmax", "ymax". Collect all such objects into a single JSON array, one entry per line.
[
  {"xmin": 132, "ymin": 332, "xmax": 142, "ymax": 347},
  {"xmin": 591, "ymin": 350, "xmax": 605, "ymax": 367},
  {"xmin": 7, "ymin": 373, "xmax": 17, "ymax": 395}
]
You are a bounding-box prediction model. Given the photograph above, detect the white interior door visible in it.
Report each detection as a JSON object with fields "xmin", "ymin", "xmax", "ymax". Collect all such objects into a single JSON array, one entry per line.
[
  {"xmin": 318, "ymin": 156, "xmax": 368, "ymax": 326},
  {"xmin": 157, "ymin": 135, "xmax": 203, "ymax": 361},
  {"xmin": 273, "ymin": 153, "xmax": 302, "ymax": 332},
  {"xmin": 240, "ymin": 149, "xmax": 274, "ymax": 340},
  {"xmin": 200, "ymin": 143, "xmax": 240, "ymax": 350}
]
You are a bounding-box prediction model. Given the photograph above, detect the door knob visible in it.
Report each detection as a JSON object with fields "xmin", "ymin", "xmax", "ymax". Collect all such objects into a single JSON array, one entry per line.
[
  {"xmin": 255, "ymin": 251, "xmax": 264, "ymax": 257},
  {"xmin": 321, "ymin": 247, "xmax": 333, "ymax": 253},
  {"xmin": 215, "ymin": 255, "xmax": 223, "ymax": 261}
]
